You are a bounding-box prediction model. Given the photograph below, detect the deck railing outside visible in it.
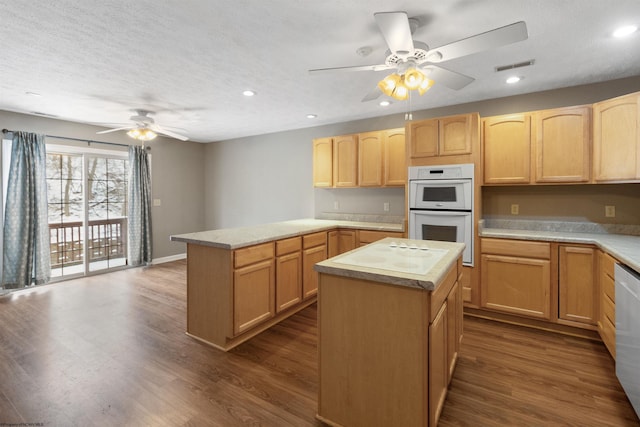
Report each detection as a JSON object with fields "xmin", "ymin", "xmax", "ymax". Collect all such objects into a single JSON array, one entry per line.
[{"xmin": 49, "ymin": 217, "xmax": 127, "ymax": 268}]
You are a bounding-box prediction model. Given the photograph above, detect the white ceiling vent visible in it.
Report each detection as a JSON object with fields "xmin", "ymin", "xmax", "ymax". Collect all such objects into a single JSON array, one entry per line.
[{"xmin": 495, "ymin": 60, "xmax": 535, "ymax": 72}]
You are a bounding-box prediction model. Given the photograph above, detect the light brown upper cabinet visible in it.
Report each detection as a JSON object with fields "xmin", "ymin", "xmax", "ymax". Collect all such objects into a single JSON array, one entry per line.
[
  {"xmin": 312, "ymin": 137, "xmax": 333, "ymax": 187},
  {"xmin": 358, "ymin": 128, "xmax": 406, "ymax": 187},
  {"xmin": 593, "ymin": 92, "xmax": 640, "ymax": 182},
  {"xmin": 534, "ymin": 106, "xmax": 591, "ymax": 183},
  {"xmin": 409, "ymin": 113, "xmax": 475, "ymax": 159},
  {"xmin": 358, "ymin": 131, "xmax": 384, "ymax": 186},
  {"xmin": 483, "ymin": 114, "xmax": 532, "ymax": 184},
  {"xmin": 333, "ymin": 134, "xmax": 358, "ymax": 187},
  {"xmin": 383, "ymin": 128, "xmax": 407, "ymax": 186}
]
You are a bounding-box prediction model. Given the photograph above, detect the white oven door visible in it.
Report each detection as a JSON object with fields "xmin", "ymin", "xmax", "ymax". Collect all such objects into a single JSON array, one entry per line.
[
  {"xmin": 409, "ymin": 210, "xmax": 473, "ymax": 266},
  {"xmin": 409, "ymin": 179, "xmax": 472, "ymax": 210}
]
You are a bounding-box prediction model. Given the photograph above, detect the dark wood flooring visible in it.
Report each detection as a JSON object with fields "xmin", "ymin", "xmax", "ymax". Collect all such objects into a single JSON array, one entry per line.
[{"xmin": 0, "ymin": 261, "xmax": 637, "ymax": 426}]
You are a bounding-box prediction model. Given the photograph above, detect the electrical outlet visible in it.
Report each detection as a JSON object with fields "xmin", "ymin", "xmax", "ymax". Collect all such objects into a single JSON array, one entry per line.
[
  {"xmin": 511, "ymin": 204, "xmax": 519, "ymax": 215},
  {"xmin": 153, "ymin": 198, "xmax": 161, "ymax": 207},
  {"xmin": 334, "ymin": 201, "xmax": 339, "ymax": 210},
  {"xmin": 383, "ymin": 202, "xmax": 390, "ymax": 212},
  {"xmin": 605, "ymin": 205, "xmax": 616, "ymax": 218}
]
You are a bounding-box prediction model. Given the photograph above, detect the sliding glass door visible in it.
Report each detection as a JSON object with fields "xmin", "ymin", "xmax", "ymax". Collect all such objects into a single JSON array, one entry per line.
[{"xmin": 46, "ymin": 149, "xmax": 128, "ymax": 279}]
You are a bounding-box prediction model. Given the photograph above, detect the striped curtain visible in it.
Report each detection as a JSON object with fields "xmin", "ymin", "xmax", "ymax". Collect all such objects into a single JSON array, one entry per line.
[
  {"xmin": 2, "ymin": 131, "xmax": 51, "ymax": 289},
  {"xmin": 128, "ymin": 145, "xmax": 153, "ymax": 266}
]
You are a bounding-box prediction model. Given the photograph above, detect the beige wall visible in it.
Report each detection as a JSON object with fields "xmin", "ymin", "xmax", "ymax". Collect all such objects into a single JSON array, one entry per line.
[
  {"xmin": 482, "ymin": 184, "xmax": 640, "ymax": 224},
  {"xmin": 0, "ymin": 110, "xmax": 206, "ymax": 260}
]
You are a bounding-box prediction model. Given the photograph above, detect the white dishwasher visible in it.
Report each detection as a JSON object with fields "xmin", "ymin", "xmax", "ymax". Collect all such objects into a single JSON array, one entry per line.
[{"xmin": 615, "ymin": 263, "xmax": 640, "ymax": 418}]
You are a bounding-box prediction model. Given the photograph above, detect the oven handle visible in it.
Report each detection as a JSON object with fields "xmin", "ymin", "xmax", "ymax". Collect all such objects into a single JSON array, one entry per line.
[
  {"xmin": 409, "ymin": 209, "xmax": 471, "ymax": 215},
  {"xmin": 409, "ymin": 178, "xmax": 471, "ymax": 185}
]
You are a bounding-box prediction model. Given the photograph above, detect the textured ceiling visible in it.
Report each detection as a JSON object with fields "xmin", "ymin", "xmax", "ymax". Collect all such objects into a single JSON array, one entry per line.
[{"xmin": 1, "ymin": 0, "xmax": 640, "ymax": 143}]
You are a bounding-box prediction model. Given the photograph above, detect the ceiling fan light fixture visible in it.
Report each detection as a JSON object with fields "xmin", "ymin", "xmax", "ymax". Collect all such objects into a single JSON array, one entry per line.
[
  {"xmin": 378, "ymin": 73, "xmax": 401, "ymax": 97},
  {"xmin": 404, "ymin": 67, "xmax": 424, "ymax": 90},
  {"xmin": 127, "ymin": 127, "xmax": 157, "ymax": 141},
  {"xmin": 417, "ymin": 78, "xmax": 434, "ymax": 95},
  {"xmin": 391, "ymin": 83, "xmax": 409, "ymax": 100}
]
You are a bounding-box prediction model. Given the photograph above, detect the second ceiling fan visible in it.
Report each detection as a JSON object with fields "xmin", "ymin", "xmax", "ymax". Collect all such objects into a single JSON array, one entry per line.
[{"xmin": 309, "ymin": 12, "xmax": 528, "ymax": 101}]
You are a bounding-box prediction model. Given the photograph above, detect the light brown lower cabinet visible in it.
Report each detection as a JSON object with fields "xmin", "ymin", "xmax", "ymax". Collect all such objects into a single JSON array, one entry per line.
[
  {"xmin": 558, "ymin": 245, "xmax": 597, "ymax": 326},
  {"xmin": 356, "ymin": 229, "xmax": 404, "ymax": 247},
  {"xmin": 275, "ymin": 237, "xmax": 302, "ymax": 313},
  {"xmin": 302, "ymin": 232, "xmax": 328, "ymax": 299},
  {"xmin": 317, "ymin": 257, "xmax": 462, "ymax": 427},
  {"xmin": 233, "ymin": 258, "xmax": 275, "ymax": 335},
  {"xmin": 598, "ymin": 250, "xmax": 617, "ymax": 358},
  {"xmin": 480, "ymin": 238, "xmax": 551, "ymax": 319}
]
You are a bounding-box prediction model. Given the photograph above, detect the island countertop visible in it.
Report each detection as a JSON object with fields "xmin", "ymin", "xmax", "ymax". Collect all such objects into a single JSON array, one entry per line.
[
  {"xmin": 314, "ymin": 237, "xmax": 465, "ymax": 291},
  {"xmin": 170, "ymin": 218, "xmax": 404, "ymax": 250}
]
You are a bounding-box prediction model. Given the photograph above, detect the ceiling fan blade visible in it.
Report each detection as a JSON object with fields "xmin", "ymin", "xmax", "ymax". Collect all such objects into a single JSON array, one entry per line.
[
  {"xmin": 425, "ymin": 21, "xmax": 528, "ymax": 63},
  {"xmin": 374, "ymin": 12, "xmax": 415, "ymax": 55},
  {"xmin": 422, "ymin": 65, "xmax": 475, "ymax": 90},
  {"xmin": 309, "ymin": 64, "xmax": 392, "ymax": 74},
  {"xmin": 96, "ymin": 126, "xmax": 132, "ymax": 135},
  {"xmin": 150, "ymin": 124, "xmax": 189, "ymax": 141},
  {"xmin": 361, "ymin": 87, "xmax": 382, "ymax": 102}
]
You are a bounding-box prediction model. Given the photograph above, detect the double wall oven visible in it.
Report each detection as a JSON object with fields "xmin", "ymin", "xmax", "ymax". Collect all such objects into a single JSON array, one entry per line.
[{"xmin": 408, "ymin": 164, "xmax": 474, "ymax": 266}]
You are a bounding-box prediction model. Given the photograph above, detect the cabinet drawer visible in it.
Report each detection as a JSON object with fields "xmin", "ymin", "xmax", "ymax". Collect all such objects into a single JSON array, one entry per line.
[
  {"xmin": 303, "ymin": 231, "xmax": 327, "ymax": 249},
  {"xmin": 600, "ymin": 316, "xmax": 616, "ymax": 359},
  {"xmin": 602, "ymin": 292, "xmax": 615, "ymax": 325},
  {"xmin": 602, "ymin": 270, "xmax": 615, "ymax": 302},
  {"xmin": 481, "ymin": 238, "xmax": 550, "ymax": 259},
  {"xmin": 276, "ymin": 236, "xmax": 301, "ymax": 256},
  {"xmin": 601, "ymin": 252, "xmax": 617, "ymax": 279},
  {"xmin": 234, "ymin": 242, "xmax": 274, "ymax": 269},
  {"xmin": 358, "ymin": 230, "xmax": 403, "ymax": 245}
]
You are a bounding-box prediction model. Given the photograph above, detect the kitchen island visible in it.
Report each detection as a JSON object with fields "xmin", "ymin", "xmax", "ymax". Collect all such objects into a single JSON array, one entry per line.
[
  {"xmin": 170, "ymin": 219, "xmax": 404, "ymax": 351},
  {"xmin": 314, "ymin": 238, "xmax": 465, "ymax": 427}
]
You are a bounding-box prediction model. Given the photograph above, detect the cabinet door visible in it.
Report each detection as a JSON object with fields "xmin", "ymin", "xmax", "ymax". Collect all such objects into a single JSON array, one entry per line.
[
  {"xmin": 337, "ymin": 230, "xmax": 356, "ymax": 254},
  {"xmin": 233, "ymin": 259, "xmax": 275, "ymax": 335},
  {"xmin": 327, "ymin": 230, "xmax": 339, "ymax": 258},
  {"xmin": 358, "ymin": 131, "xmax": 383, "ymax": 187},
  {"xmin": 333, "ymin": 135, "xmax": 358, "ymax": 187},
  {"xmin": 446, "ymin": 281, "xmax": 461, "ymax": 382},
  {"xmin": 483, "ymin": 114, "xmax": 531, "ymax": 184},
  {"xmin": 409, "ymin": 118, "xmax": 439, "ymax": 158},
  {"xmin": 383, "ymin": 128, "xmax": 407, "ymax": 186},
  {"xmin": 439, "ymin": 115, "xmax": 472, "ymax": 156},
  {"xmin": 593, "ymin": 93, "xmax": 640, "ymax": 181},
  {"xmin": 480, "ymin": 254, "xmax": 551, "ymax": 319},
  {"xmin": 534, "ymin": 107, "xmax": 591, "ymax": 183},
  {"xmin": 559, "ymin": 245, "xmax": 597, "ymax": 325},
  {"xmin": 302, "ymin": 244, "xmax": 327, "ymax": 298},
  {"xmin": 313, "ymin": 137, "xmax": 333, "ymax": 187},
  {"xmin": 275, "ymin": 251, "xmax": 302, "ymax": 313},
  {"xmin": 429, "ymin": 302, "xmax": 448, "ymax": 427}
]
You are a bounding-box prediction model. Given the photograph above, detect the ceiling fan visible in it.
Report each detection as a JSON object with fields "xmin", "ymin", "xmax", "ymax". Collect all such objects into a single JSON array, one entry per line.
[
  {"xmin": 309, "ymin": 12, "xmax": 528, "ymax": 102},
  {"xmin": 96, "ymin": 110, "xmax": 189, "ymax": 141}
]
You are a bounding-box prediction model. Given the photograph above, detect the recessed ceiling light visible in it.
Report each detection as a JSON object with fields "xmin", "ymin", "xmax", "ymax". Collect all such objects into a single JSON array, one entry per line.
[
  {"xmin": 613, "ymin": 25, "xmax": 638, "ymax": 38},
  {"xmin": 379, "ymin": 100, "xmax": 391, "ymax": 107},
  {"xmin": 306, "ymin": 114, "xmax": 317, "ymax": 119},
  {"xmin": 506, "ymin": 76, "xmax": 521, "ymax": 84},
  {"xmin": 242, "ymin": 90, "xmax": 256, "ymax": 96}
]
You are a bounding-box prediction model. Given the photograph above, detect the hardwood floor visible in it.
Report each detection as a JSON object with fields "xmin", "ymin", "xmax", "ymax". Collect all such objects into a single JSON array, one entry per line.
[{"xmin": 0, "ymin": 261, "xmax": 637, "ymax": 426}]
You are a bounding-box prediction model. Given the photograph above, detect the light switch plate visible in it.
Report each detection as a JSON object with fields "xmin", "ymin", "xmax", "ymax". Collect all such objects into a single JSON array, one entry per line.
[
  {"xmin": 153, "ymin": 199, "xmax": 162, "ymax": 207},
  {"xmin": 511, "ymin": 204, "xmax": 519, "ymax": 215}
]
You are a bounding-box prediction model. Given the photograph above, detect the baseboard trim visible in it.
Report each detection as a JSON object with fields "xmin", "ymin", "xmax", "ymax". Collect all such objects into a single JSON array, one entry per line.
[{"xmin": 152, "ymin": 253, "xmax": 186, "ymax": 264}]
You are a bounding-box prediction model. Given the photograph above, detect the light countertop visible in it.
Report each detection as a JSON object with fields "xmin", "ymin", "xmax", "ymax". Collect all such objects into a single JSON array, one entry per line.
[
  {"xmin": 314, "ymin": 238, "xmax": 465, "ymax": 291},
  {"xmin": 480, "ymin": 227, "xmax": 640, "ymax": 273},
  {"xmin": 170, "ymin": 218, "xmax": 404, "ymax": 250}
]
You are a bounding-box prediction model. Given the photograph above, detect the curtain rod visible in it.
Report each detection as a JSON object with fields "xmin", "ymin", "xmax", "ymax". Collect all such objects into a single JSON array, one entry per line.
[{"xmin": 2, "ymin": 128, "xmax": 138, "ymax": 149}]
